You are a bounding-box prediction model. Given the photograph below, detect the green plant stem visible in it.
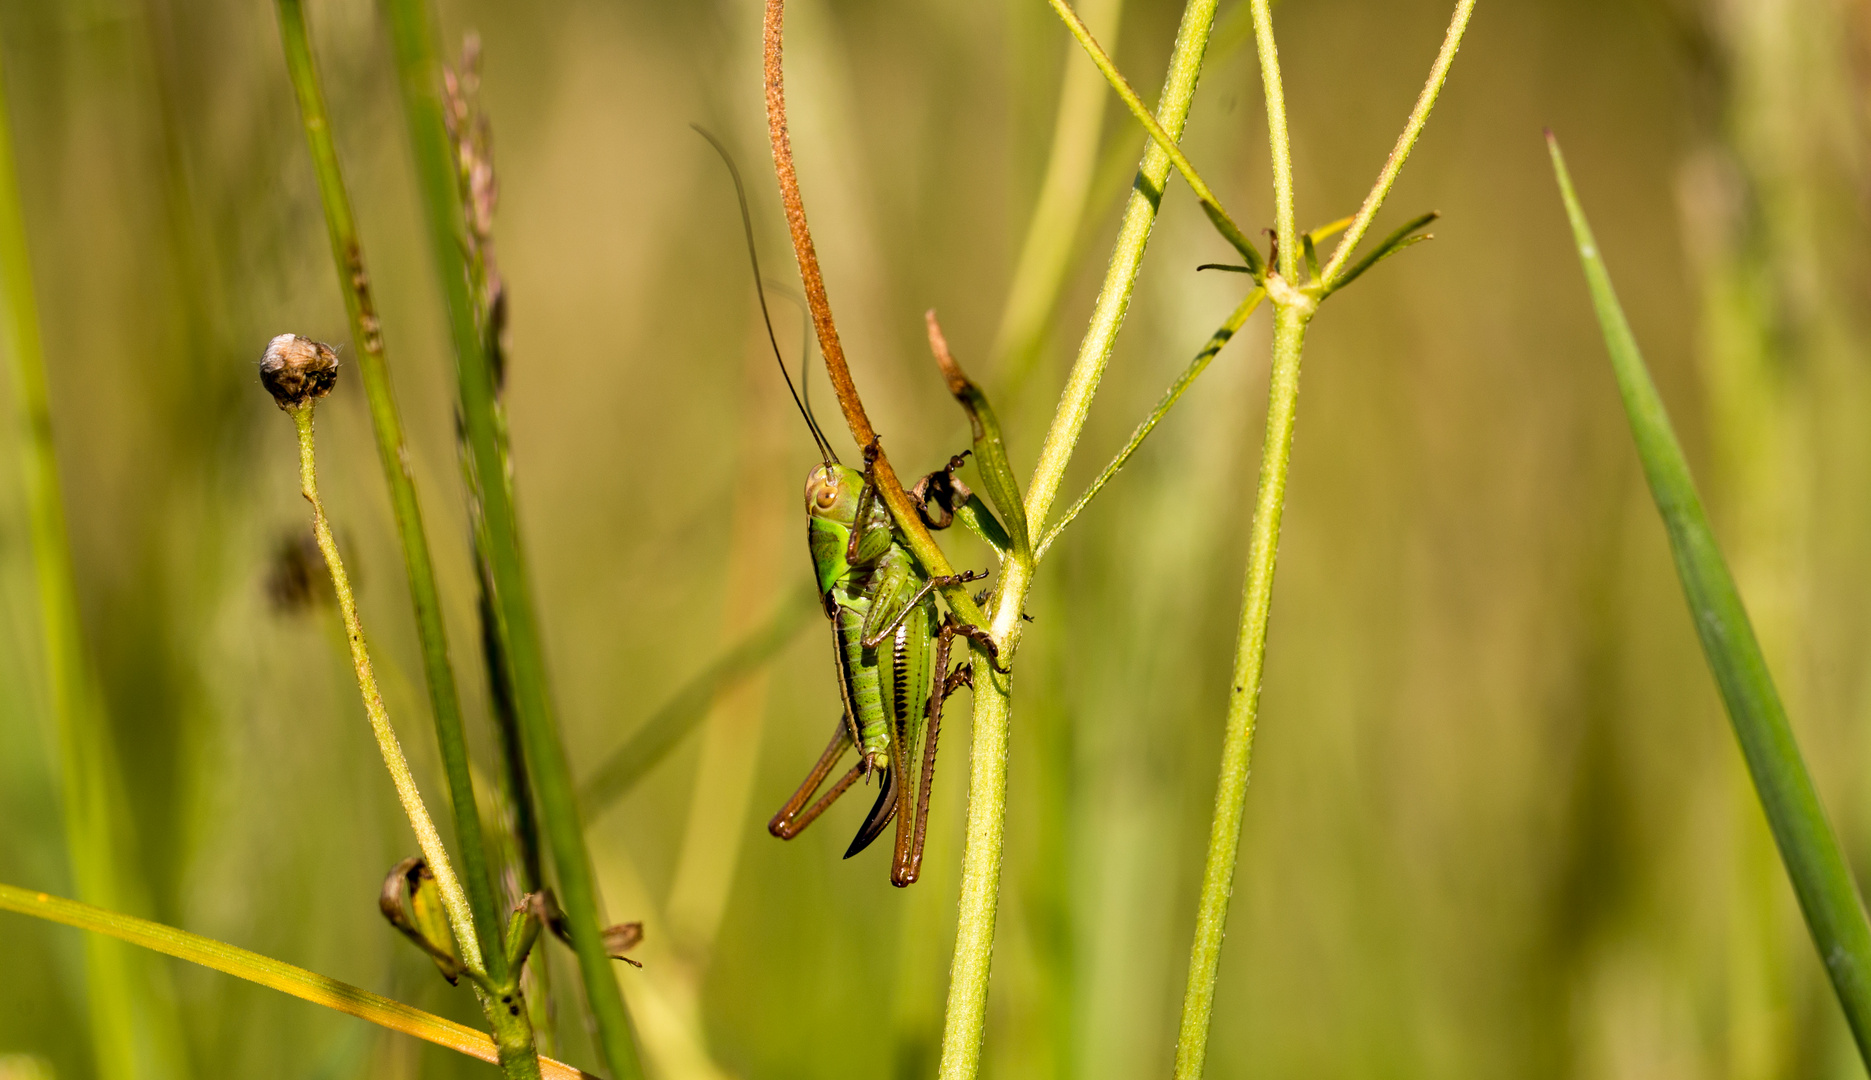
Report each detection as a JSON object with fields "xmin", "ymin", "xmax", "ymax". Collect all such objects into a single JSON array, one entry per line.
[
  {"xmin": 1318, "ymin": 0, "xmax": 1476, "ymax": 287},
  {"xmin": 380, "ymin": 3, "xmax": 643, "ymax": 1075},
  {"xmin": 0, "ymin": 54, "xmax": 145, "ymax": 1080},
  {"xmin": 1045, "ymin": 0, "xmax": 1259, "ymax": 273},
  {"xmin": 1022, "ymin": 0, "xmax": 1221, "ymax": 534},
  {"xmin": 1171, "ymin": 303, "xmax": 1306, "ymax": 1079},
  {"xmin": 0, "ymin": 884, "xmax": 591, "ymax": 1080},
  {"xmin": 1036, "ymin": 287, "xmax": 1265, "ymax": 560},
  {"xmin": 1549, "ymin": 134, "xmax": 1871, "ymax": 1062},
  {"xmin": 288, "ymin": 407, "xmax": 482, "ymax": 974},
  {"xmin": 933, "ymin": 5, "xmax": 1221, "ymax": 1078},
  {"xmin": 272, "ymin": 0, "xmax": 508, "ymax": 987},
  {"xmin": 1246, "ymin": 0, "xmax": 1297, "ymax": 279}
]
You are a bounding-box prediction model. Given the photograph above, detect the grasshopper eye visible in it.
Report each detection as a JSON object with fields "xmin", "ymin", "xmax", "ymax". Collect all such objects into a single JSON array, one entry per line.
[{"xmin": 805, "ymin": 467, "xmax": 842, "ymax": 513}]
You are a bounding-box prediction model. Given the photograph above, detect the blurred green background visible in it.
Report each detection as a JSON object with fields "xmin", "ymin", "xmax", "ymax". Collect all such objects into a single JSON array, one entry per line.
[{"xmin": 2, "ymin": 0, "xmax": 1869, "ymax": 1076}]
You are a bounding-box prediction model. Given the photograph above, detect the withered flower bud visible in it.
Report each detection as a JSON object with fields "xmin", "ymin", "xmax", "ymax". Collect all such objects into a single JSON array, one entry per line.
[{"xmin": 259, "ymin": 334, "xmax": 339, "ymax": 410}]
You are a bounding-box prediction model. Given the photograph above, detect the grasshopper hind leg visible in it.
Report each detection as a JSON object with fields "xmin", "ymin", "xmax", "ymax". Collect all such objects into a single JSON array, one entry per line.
[{"xmin": 769, "ymin": 718, "xmax": 864, "ymax": 840}]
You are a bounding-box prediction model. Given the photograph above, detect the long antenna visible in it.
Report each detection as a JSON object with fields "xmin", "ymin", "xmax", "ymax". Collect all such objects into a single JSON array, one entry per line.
[{"xmin": 693, "ymin": 124, "xmax": 839, "ymax": 468}]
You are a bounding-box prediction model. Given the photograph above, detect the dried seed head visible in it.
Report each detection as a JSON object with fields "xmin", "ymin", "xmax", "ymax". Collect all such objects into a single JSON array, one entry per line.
[{"xmin": 259, "ymin": 334, "xmax": 338, "ymax": 410}]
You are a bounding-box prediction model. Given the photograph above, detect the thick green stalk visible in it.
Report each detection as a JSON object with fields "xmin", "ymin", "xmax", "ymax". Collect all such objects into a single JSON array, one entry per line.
[
  {"xmin": 1550, "ymin": 135, "xmax": 1871, "ymax": 1062},
  {"xmin": 0, "ymin": 53, "xmax": 143, "ymax": 1080},
  {"xmin": 1171, "ymin": 304, "xmax": 1307, "ymax": 1078},
  {"xmin": 0, "ymin": 885, "xmax": 590, "ymax": 1080},
  {"xmin": 380, "ymin": 3, "xmax": 643, "ymax": 1076},
  {"xmin": 272, "ymin": 0, "xmax": 508, "ymax": 986},
  {"xmin": 1021, "ymin": 0, "xmax": 1221, "ymax": 534},
  {"xmin": 934, "ymin": 4, "xmax": 1220, "ymax": 1078}
]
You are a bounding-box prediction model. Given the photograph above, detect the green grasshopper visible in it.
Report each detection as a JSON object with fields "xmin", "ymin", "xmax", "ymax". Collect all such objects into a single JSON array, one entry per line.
[{"xmin": 699, "ymin": 127, "xmax": 1004, "ymax": 887}]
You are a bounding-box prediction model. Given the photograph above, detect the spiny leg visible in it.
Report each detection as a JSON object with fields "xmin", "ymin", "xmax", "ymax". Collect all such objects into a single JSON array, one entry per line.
[
  {"xmin": 892, "ymin": 619, "xmax": 976, "ymax": 887},
  {"xmin": 950, "ymin": 619, "xmax": 1011, "ymax": 675},
  {"xmin": 769, "ymin": 717, "xmax": 863, "ymax": 839}
]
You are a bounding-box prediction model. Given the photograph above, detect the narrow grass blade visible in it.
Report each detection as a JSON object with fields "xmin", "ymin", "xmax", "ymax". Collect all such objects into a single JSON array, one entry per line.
[
  {"xmin": 272, "ymin": 0, "xmax": 508, "ymax": 986},
  {"xmin": 1037, "ymin": 287, "xmax": 1264, "ymax": 561},
  {"xmin": 0, "ymin": 51, "xmax": 154, "ymax": 1080},
  {"xmin": 380, "ymin": 3, "xmax": 644, "ymax": 1074},
  {"xmin": 0, "ymin": 885, "xmax": 595, "ymax": 1080},
  {"xmin": 1320, "ymin": 210, "xmax": 1436, "ymax": 296},
  {"xmin": 1548, "ymin": 132, "xmax": 1871, "ymax": 1062},
  {"xmin": 580, "ymin": 591, "xmax": 813, "ymax": 818}
]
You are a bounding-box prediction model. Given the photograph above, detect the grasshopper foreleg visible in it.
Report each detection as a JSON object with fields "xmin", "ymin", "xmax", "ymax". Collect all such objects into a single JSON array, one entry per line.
[
  {"xmin": 769, "ymin": 718, "xmax": 865, "ymax": 840},
  {"xmin": 910, "ymin": 452, "xmax": 973, "ymax": 530}
]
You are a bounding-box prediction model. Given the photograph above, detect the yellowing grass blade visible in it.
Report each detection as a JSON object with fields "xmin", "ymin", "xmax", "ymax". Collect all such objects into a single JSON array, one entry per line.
[{"xmin": 0, "ymin": 884, "xmax": 597, "ymax": 1079}]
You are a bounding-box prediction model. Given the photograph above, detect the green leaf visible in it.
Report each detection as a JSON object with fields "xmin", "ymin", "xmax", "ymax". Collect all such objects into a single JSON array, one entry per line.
[
  {"xmin": 0, "ymin": 884, "xmax": 595, "ymax": 1079},
  {"xmin": 1321, "ymin": 210, "xmax": 1436, "ymax": 295},
  {"xmin": 1548, "ymin": 132, "xmax": 1871, "ymax": 1064},
  {"xmin": 924, "ymin": 312, "xmax": 1032, "ymax": 562}
]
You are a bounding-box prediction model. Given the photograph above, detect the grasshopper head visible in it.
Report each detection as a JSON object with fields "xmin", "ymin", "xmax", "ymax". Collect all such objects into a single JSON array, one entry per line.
[{"xmin": 804, "ymin": 463, "xmax": 865, "ymax": 524}]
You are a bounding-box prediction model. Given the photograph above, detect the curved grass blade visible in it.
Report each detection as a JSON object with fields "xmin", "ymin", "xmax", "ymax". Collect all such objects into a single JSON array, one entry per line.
[
  {"xmin": 580, "ymin": 590, "xmax": 814, "ymax": 818},
  {"xmin": 0, "ymin": 884, "xmax": 596, "ymax": 1080},
  {"xmin": 1548, "ymin": 132, "xmax": 1871, "ymax": 1063}
]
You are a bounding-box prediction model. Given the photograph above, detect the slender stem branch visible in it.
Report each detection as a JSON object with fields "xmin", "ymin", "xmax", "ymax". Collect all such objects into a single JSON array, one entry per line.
[
  {"xmin": 289, "ymin": 405, "xmax": 481, "ymax": 976},
  {"xmin": 0, "ymin": 885, "xmax": 591, "ymax": 1080},
  {"xmin": 1171, "ymin": 305, "xmax": 1305, "ymax": 1079},
  {"xmin": 933, "ymin": 6, "xmax": 1221, "ymax": 1077},
  {"xmin": 760, "ymin": 0, "xmax": 987, "ymax": 631},
  {"xmin": 1318, "ymin": 0, "xmax": 1475, "ymax": 286},
  {"xmin": 1046, "ymin": 0, "xmax": 1260, "ymax": 272},
  {"xmin": 1246, "ymin": 0, "xmax": 1297, "ymax": 281},
  {"xmin": 1036, "ymin": 287, "xmax": 1265, "ymax": 560},
  {"xmin": 1024, "ymin": 0, "xmax": 1220, "ymax": 539},
  {"xmin": 272, "ymin": 0, "xmax": 508, "ymax": 987},
  {"xmin": 379, "ymin": 4, "xmax": 643, "ymax": 1074}
]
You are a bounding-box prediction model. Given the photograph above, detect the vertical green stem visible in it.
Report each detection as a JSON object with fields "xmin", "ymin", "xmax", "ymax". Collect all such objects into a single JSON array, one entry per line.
[
  {"xmin": 1022, "ymin": 0, "xmax": 1221, "ymax": 534},
  {"xmin": 935, "ymin": 4, "xmax": 1220, "ymax": 1078},
  {"xmin": 271, "ymin": 0, "xmax": 509, "ymax": 987},
  {"xmin": 0, "ymin": 51, "xmax": 145, "ymax": 1080},
  {"xmin": 288, "ymin": 406, "xmax": 482, "ymax": 977},
  {"xmin": 379, "ymin": 3, "xmax": 643, "ymax": 1076},
  {"xmin": 1171, "ymin": 304, "xmax": 1307, "ymax": 1079},
  {"xmin": 1246, "ymin": 0, "xmax": 1297, "ymax": 278}
]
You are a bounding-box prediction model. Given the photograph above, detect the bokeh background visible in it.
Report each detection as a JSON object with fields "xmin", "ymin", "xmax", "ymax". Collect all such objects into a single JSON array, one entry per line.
[{"xmin": 2, "ymin": 0, "xmax": 1870, "ymax": 1076}]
